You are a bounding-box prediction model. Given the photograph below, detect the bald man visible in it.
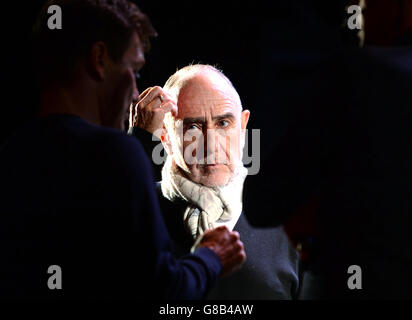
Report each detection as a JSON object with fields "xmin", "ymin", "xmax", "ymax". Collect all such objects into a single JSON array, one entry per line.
[{"xmin": 129, "ymin": 64, "xmax": 300, "ymax": 299}]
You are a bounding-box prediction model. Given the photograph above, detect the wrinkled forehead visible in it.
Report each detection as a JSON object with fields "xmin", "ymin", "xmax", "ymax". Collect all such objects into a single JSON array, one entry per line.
[{"xmin": 176, "ymin": 73, "xmax": 241, "ymax": 119}]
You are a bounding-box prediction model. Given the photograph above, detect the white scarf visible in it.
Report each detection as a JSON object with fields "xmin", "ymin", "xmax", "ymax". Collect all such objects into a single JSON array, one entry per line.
[{"xmin": 161, "ymin": 158, "xmax": 248, "ymax": 240}]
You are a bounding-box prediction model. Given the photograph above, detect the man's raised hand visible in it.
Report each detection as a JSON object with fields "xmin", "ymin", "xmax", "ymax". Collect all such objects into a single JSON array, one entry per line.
[{"xmin": 129, "ymin": 86, "xmax": 178, "ymax": 136}]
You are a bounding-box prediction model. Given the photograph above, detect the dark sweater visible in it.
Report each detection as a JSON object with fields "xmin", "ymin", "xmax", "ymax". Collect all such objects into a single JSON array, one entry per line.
[
  {"xmin": 0, "ymin": 114, "xmax": 222, "ymax": 299},
  {"xmin": 156, "ymin": 190, "xmax": 300, "ymax": 300}
]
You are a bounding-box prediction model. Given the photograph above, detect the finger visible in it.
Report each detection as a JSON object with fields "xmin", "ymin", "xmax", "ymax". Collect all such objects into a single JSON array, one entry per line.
[
  {"xmin": 171, "ymin": 104, "xmax": 178, "ymax": 117},
  {"xmin": 131, "ymin": 100, "xmax": 140, "ymax": 112},
  {"xmin": 232, "ymin": 246, "xmax": 246, "ymax": 263},
  {"xmin": 138, "ymin": 87, "xmax": 153, "ymax": 101},
  {"xmin": 129, "ymin": 103, "xmax": 133, "ymax": 125},
  {"xmin": 137, "ymin": 96, "xmax": 165, "ymax": 114},
  {"xmin": 237, "ymin": 250, "xmax": 247, "ymax": 264},
  {"xmin": 215, "ymin": 225, "xmax": 229, "ymax": 232},
  {"xmin": 140, "ymin": 86, "xmax": 165, "ymax": 105},
  {"xmin": 146, "ymin": 94, "xmax": 177, "ymax": 114},
  {"xmin": 160, "ymin": 101, "xmax": 173, "ymax": 112},
  {"xmin": 160, "ymin": 101, "xmax": 178, "ymax": 116},
  {"xmin": 228, "ymin": 239, "xmax": 243, "ymax": 253},
  {"xmin": 162, "ymin": 91, "xmax": 177, "ymax": 104},
  {"xmin": 156, "ymin": 91, "xmax": 177, "ymax": 106},
  {"xmin": 234, "ymin": 240, "xmax": 244, "ymax": 251},
  {"xmin": 231, "ymin": 231, "xmax": 240, "ymax": 240}
]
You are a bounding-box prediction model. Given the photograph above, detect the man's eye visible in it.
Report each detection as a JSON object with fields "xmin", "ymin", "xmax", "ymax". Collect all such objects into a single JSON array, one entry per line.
[
  {"xmin": 187, "ymin": 124, "xmax": 200, "ymax": 131},
  {"xmin": 219, "ymin": 120, "xmax": 229, "ymax": 127}
]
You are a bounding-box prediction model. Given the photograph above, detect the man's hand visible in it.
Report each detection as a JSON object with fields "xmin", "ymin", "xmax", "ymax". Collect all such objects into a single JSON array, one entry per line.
[
  {"xmin": 129, "ymin": 86, "xmax": 178, "ymax": 137},
  {"xmin": 198, "ymin": 226, "xmax": 246, "ymax": 277}
]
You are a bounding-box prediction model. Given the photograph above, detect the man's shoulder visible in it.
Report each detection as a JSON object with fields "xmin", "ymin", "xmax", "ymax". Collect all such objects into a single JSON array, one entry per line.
[
  {"xmin": 102, "ymin": 129, "xmax": 145, "ymax": 155},
  {"xmin": 71, "ymin": 118, "xmax": 144, "ymax": 153},
  {"xmin": 61, "ymin": 118, "xmax": 148, "ymax": 160},
  {"xmin": 46, "ymin": 115, "xmax": 154, "ymax": 179},
  {"xmin": 97, "ymin": 129, "xmax": 153, "ymax": 176}
]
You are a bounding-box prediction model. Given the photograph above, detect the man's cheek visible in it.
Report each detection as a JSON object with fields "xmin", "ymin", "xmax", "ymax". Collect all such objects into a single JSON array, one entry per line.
[
  {"xmin": 217, "ymin": 134, "xmax": 237, "ymax": 164},
  {"xmin": 229, "ymin": 132, "xmax": 242, "ymax": 163},
  {"xmin": 117, "ymin": 72, "xmax": 134, "ymax": 102},
  {"xmin": 126, "ymin": 73, "xmax": 135, "ymax": 102},
  {"xmin": 183, "ymin": 138, "xmax": 204, "ymax": 165}
]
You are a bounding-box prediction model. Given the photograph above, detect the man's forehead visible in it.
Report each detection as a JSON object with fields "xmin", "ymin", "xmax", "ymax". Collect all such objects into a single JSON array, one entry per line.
[
  {"xmin": 176, "ymin": 74, "xmax": 241, "ymax": 117},
  {"xmin": 125, "ymin": 31, "xmax": 145, "ymax": 64}
]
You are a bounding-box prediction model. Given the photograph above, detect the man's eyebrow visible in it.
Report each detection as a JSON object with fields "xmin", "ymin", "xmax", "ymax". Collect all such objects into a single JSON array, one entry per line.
[
  {"xmin": 183, "ymin": 117, "xmax": 206, "ymax": 124},
  {"xmin": 213, "ymin": 112, "xmax": 236, "ymax": 122},
  {"xmin": 183, "ymin": 113, "xmax": 236, "ymax": 124}
]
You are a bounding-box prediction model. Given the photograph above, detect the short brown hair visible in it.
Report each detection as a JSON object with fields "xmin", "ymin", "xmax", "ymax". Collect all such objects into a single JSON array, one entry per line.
[{"xmin": 32, "ymin": 0, "xmax": 157, "ymax": 87}]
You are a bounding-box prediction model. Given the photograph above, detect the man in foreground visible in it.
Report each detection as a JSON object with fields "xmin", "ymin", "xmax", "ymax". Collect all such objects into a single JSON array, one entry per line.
[{"xmin": 0, "ymin": 0, "xmax": 245, "ymax": 299}]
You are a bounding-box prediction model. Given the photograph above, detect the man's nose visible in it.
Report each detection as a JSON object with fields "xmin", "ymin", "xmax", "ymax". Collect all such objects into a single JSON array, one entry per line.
[
  {"xmin": 132, "ymin": 87, "xmax": 140, "ymax": 104},
  {"xmin": 204, "ymin": 129, "xmax": 220, "ymax": 163}
]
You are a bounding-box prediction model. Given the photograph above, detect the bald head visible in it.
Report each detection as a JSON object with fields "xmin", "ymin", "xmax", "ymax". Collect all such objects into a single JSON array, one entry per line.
[
  {"xmin": 176, "ymin": 72, "xmax": 242, "ymax": 121},
  {"xmin": 164, "ymin": 64, "xmax": 242, "ymax": 113}
]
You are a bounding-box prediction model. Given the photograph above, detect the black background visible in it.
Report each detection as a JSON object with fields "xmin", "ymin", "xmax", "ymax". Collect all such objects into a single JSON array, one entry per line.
[{"xmin": 1, "ymin": 0, "xmax": 353, "ymax": 145}]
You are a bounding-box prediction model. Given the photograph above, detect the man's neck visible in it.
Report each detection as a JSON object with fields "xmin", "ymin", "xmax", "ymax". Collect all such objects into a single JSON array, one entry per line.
[{"xmin": 38, "ymin": 79, "xmax": 101, "ymax": 126}]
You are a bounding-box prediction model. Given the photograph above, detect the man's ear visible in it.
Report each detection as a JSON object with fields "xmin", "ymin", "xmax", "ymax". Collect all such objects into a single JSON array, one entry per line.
[
  {"xmin": 241, "ymin": 109, "xmax": 250, "ymax": 130},
  {"xmin": 88, "ymin": 41, "xmax": 110, "ymax": 81},
  {"xmin": 160, "ymin": 126, "xmax": 173, "ymax": 156}
]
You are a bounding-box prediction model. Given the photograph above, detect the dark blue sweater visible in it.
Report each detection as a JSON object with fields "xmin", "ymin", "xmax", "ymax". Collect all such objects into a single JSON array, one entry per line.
[{"xmin": 0, "ymin": 114, "xmax": 221, "ymax": 299}]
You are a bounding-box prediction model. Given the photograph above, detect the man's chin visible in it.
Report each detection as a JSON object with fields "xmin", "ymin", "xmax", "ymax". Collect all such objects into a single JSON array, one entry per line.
[
  {"xmin": 198, "ymin": 172, "xmax": 232, "ymax": 188},
  {"xmin": 201, "ymin": 163, "xmax": 225, "ymax": 170},
  {"xmin": 183, "ymin": 164, "xmax": 233, "ymax": 187}
]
